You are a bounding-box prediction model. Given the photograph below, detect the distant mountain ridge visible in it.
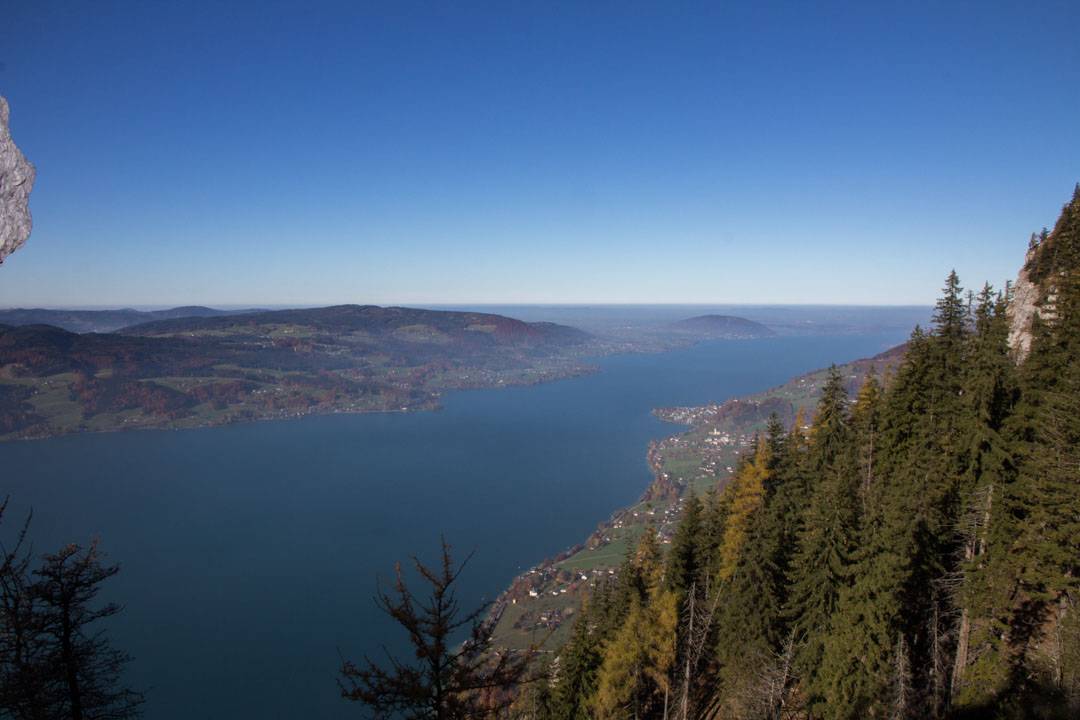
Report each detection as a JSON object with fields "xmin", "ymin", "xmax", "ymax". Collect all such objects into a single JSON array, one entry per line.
[
  {"xmin": 0, "ymin": 306, "xmax": 259, "ymax": 334},
  {"xmin": 120, "ymin": 304, "xmax": 589, "ymax": 346}
]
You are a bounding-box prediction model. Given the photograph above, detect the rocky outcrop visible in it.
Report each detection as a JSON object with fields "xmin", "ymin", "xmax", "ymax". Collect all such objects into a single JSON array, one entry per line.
[
  {"xmin": 1007, "ymin": 184, "xmax": 1080, "ymax": 362},
  {"xmin": 0, "ymin": 96, "xmax": 35, "ymax": 264},
  {"xmin": 1007, "ymin": 240, "xmax": 1041, "ymax": 361}
]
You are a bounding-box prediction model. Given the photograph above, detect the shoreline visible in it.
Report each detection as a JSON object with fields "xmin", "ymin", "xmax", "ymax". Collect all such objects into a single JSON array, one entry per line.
[
  {"xmin": 486, "ymin": 340, "xmax": 904, "ymax": 651},
  {"xmin": 0, "ymin": 362, "xmax": 600, "ymax": 444},
  {"xmin": 1, "ymin": 332, "xmax": 789, "ymax": 445}
]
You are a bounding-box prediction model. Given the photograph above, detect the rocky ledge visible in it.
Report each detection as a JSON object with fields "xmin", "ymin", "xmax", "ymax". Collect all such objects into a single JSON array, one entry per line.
[{"xmin": 0, "ymin": 96, "xmax": 35, "ymax": 265}]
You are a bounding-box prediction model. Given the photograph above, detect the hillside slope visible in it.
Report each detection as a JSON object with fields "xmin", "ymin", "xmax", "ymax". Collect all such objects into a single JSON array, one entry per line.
[
  {"xmin": 0, "ymin": 305, "xmax": 591, "ymax": 440},
  {"xmin": 499, "ymin": 186, "xmax": 1080, "ymax": 719},
  {"xmin": 490, "ymin": 341, "xmax": 905, "ymax": 651},
  {"xmin": 671, "ymin": 314, "xmax": 775, "ymax": 338}
]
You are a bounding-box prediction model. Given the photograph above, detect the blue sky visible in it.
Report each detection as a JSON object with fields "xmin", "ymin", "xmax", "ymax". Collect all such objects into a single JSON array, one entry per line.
[{"xmin": 1, "ymin": 1, "xmax": 1077, "ymax": 307}]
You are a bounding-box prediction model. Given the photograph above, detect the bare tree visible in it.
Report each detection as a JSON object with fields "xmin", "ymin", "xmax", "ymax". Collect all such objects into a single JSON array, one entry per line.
[
  {"xmin": 1, "ymin": 502, "xmax": 142, "ymax": 720},
  {"xmin": 0, "ymin": 501, "xmax": 50, "ymax": 719},
  {"xmin": 738, "ymin": 631, "xmax": 797, "ymax": 720},
  {"xmin": 758, "ymin": 631, "xmax": 796, "ymax": 720},
  {"xmin": 32, "ymin": 541, "xmax": 144, "ymax": 720},
  {"xmin": 890, "ymin": 634, "xmax": 913, "ymax": 720},
  {"xmin": 926, "ymin": 588, "xmax": 954, "ymax": 720},
  {"xmin": 674, "ymin": 580, "xmax": 720, "ymax": 720},
  {"xmin": 339, "ymin": 539, "xmax": 536, "ymax": 719},
  {"xmin": 950, "ymin": 481, "xmax": 995, "ymax": 699}
]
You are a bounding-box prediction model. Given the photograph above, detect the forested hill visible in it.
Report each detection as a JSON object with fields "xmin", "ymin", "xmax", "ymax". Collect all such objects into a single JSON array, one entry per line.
[
  {"xmin": 119, "ymin": 304, "xmax": 589, "ymax": 347},
  {"xmin": 526, "ymin": 186, "xmax": 1080, "ymax": 719},
  {"xmin": 671, "ymin": 314, "xmax": 775, "ymax": 338},
  {"xmin": 0, "ymin": 305, "xmax": 592, "ymax": 440}
]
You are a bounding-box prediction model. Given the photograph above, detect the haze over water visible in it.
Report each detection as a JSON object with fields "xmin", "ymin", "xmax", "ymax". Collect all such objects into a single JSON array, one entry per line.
[{"xmin": 1, "ymin": 331, "xmax": 910, "ymax": 718}]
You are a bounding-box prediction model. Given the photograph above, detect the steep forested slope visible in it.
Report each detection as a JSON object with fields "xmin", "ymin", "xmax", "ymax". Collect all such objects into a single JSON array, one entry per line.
[{"xmin": 524, "ymin": 186, "xmax": 1080, "ymax": 720}]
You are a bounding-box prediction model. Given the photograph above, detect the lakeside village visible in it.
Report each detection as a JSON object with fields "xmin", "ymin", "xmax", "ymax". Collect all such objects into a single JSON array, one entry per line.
[
  {"xmin": 488, "ymin": 402, "xmax": 766, "ymax": 652},
  {"xmin": 488, "ymin": 356, "xmax": 891, "ymax": 652}
]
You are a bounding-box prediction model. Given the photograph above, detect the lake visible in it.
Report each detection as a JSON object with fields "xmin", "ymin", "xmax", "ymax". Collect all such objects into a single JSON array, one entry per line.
[{"xmin": 0, "ymin": 332, "xmax": 908, "ymax": 718}]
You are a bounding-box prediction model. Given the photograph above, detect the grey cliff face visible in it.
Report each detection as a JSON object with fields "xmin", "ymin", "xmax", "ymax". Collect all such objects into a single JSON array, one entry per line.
[
  {"xmin": 0, "ymin": 96, "xmax": 36, "ymax": 265},
  {"xmin": 1007, "ymin": 244, "xmax": 1040, "ymax": 362}
]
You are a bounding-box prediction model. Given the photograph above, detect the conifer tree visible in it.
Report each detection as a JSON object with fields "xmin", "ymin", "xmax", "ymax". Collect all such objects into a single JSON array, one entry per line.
[
  {"xmin": 816, "ymin": 375, "xmax": 896, "ymax": 719},
  {"xmin": 632, "ymin": 530, "xmax": 664, "ymax": 597},
  {"xmin": 664, "ymin": 495, "xmax": 703, "ymax": 599},
  {"xmin": 593, "ymin": 588, "xmax": 678, "ymax": 720},
  {"xmin": 878, "ymin": 280, "xmax": 975, "ymax": 709},
  {"xmin": 804, "ymin": 366, "xmax": 852, "ymax": 475},
  {"xmin": 549, "ymin": 602, "xmax": 604, "ymax": 720},
  {"xmin": 758, "ymin": 415, "xmax": 808, "ymax": 618},
  {"xmin": 339, "ymin": 540, "xmax": 534, "ymax": 719},
  {"xmin": 933, "ymin": 270, "xmax": 968, "ymax": 346},
  {"xmin": 851, "ymin": 371, "xmax": 883, "ymax": 512},
  {"xmin": 698, "ymin": 416, "xmax": 798, "ymax": 717},
  {"xmin": 950, "ymin": 284, "xmax": 1019, "ymax": 705},
  {"xmin": 550, "ymin": 564, "xmax": 649, "ymax": 720},
  {"xmin": 696, "ymin": 486, "xmax": 732, "ymax": 582},
  {"xmin": 712, "ymin": 488, "xmax": 788, "ymax": 714},
  {"xmin": 786, "ymin": 367, "xmax": 858, "ymax": 703},
  {"xmin": 716, "ymin": 438, "xmax": 769, "ymax": 582},
  {"xmin": 593, "ymin": 533, "xmax": 678, "ymax": 719}
]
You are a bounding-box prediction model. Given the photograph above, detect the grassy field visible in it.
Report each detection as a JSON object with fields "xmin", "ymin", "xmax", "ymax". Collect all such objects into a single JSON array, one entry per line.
[{"xmin": 558, "ymin": 527, "xmax": 640, "ymax": 573}]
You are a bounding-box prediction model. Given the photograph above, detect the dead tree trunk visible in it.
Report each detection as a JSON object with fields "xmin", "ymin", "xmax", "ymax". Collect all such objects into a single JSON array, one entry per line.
[{"xmin": 951, "ymin": 483, "xmax": 994, "ymax": 699}]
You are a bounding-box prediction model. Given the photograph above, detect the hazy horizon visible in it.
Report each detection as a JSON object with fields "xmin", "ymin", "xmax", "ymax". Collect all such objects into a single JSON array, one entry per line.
[
  {"xmin": 0, "ymin": 301, "xmax": 934, "ymax": 310},
  {"xmin": 0, "ymin": 302, "xmax": 934, "ymax": 339}
]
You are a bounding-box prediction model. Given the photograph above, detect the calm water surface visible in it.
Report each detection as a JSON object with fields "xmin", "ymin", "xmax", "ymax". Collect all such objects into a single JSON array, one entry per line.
[{"xmin": 0, "ymin": 334, "xmax": 905, "ymax": 718}]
